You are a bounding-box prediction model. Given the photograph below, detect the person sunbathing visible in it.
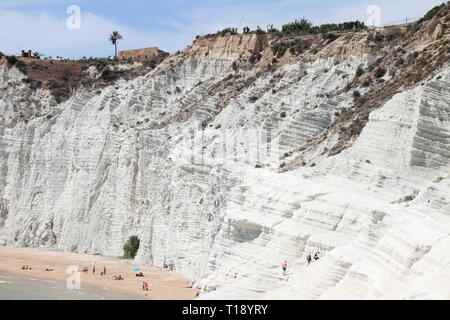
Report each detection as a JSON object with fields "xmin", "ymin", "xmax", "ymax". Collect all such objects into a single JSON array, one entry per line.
[
  {"xmin": 136, "ymin": 272, "xmax": 144, "ymax": 277},
  {"xmin": 114, "ymin": 275, "xmax": 124, "ymax": 280}
]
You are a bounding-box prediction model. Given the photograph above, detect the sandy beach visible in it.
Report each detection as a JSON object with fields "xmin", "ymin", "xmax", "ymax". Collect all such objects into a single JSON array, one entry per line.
[{"xmin": 0, "ymin": 247, "xmax": 197, "ymax": 300}]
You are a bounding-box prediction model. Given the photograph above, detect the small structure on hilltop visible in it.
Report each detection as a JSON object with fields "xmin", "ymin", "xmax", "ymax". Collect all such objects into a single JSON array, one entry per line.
[
  {"xmin": 21, "ymin": 50, "xmax": 32, "ymax": 58},
  {"xmin": 118, "ymin": 47, "xmax": 169, "ymax": 63},
  {"xmin": 21, "ymin": 50, "xmax": 41, "ymax": 59}
]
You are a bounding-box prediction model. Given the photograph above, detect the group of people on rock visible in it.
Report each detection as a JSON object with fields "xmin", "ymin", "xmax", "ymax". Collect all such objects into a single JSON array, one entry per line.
[
  {"xmin": 306, "ymin": 252, "xmax": 320, "ymax": 266},
  {"xmin": 281, "ymin": 251, "xmax": 321, "ymax": 274}
]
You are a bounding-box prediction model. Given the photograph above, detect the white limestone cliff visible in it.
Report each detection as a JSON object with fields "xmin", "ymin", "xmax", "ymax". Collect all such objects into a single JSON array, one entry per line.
[{"xmin": 0, "ymin": 20, "xmax": 449, "ymax": 300}]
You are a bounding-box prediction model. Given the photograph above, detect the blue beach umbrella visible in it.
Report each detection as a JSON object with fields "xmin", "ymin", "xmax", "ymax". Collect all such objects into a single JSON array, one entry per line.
[{"xmin": 132, "ymin": 268, "xmax": 141, "ymax": 271}]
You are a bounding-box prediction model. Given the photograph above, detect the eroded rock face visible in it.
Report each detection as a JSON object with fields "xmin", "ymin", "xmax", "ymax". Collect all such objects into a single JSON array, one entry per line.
[
  {"xmin": 0, "ymin": 21, "xmax": 449, "ymax": 299},
  {"xmin": 432, "ymin": 23, "xmax": 446, "ymax": 41}
]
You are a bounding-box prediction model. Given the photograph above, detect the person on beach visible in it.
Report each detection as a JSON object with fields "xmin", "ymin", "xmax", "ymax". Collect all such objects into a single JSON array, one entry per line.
[
  {"xmin": 103, "ymin": 266, "xmax": 106, "ymax": 275},
  {"xmin": 93, "ymin": 266, "xmax": 96, "ymax": 275},
  {"xmin": 281, "ymin": 261, "xmax": 288, "ymax": 274},
  {"xmin": 306, "ymin": 254, "xmax": 312, "ymax": 266},
  {"xmin": 142, "ymin": 281, "xmax": 150, "ymax": 291}
]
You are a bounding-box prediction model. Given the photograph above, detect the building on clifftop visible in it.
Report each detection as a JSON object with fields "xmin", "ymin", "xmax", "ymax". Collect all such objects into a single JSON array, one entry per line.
[{"xmin": 118, "ymin": 47, "xmax": 170, "ymax": 63}]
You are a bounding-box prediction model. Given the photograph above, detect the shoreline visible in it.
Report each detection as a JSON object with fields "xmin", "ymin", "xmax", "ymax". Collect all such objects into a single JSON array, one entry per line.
[{"xmin": 0, "ymin": 246, "xmax": 197, "ymax": 300}]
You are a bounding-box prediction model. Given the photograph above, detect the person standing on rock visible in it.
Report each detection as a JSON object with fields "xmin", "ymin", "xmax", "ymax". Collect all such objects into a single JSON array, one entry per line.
[
  {"xmin": 314, "ymin": 252, "xmax": 320, "ymax": 261},
  {"xmin": 306, "ymin": 254, "xmax": 312, "ymax": 266},
  {"xmin": 281, "ymin": 261, "xmax": 288, "ymax": 275}
]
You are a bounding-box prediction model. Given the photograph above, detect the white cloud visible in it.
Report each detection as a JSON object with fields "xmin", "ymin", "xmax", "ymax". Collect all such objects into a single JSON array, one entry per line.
[{"xmin": 0, "ymin": 8, "xmax": 189, "ymax": 58}]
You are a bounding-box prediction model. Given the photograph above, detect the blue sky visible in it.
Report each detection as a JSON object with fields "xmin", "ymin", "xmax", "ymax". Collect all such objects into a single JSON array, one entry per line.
[{"xmin": 0, "ymin": 0, "xmax": 444, "ymax": 58}]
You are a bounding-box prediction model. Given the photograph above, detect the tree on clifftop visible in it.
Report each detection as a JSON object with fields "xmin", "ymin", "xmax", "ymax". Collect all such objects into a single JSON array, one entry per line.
[{"xmin": 109, "ymin": 31, "xmax": 123, "ymax": 59}]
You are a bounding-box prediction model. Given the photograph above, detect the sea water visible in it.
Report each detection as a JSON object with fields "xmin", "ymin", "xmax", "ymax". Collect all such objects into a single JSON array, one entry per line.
[{"xmin": 0, "ymin": 273, "xmax": 141, "ymax": 300}]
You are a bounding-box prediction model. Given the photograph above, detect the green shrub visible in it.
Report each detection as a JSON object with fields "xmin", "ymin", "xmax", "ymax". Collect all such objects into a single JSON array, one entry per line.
[
  {"xmin": 355, "ymin": 66, "xmax": 364, "ymax": 78},
  {"xmin": 281, "ymin": 19, "xmax": 365, "ymax": 36},
  {"xmin": 61, "ymin": 69, "xmax": 73, "ymax": 81},
  {"xmin": 123, "ymin": 236, "xmax": 140, "ymax": 259},
  {"xmin": 271, "ymin": 38, "xmax": 306, "ymax": 57},
  {"xmin": 254, "ymin": 26, "xmax": 266, "ymax": 35},
  {"xmin": 100, "ymin": 68, "xmax": 123, "ymax": 82},
  {"xmin": 267, "ymin": 24, "xmax": 279, "ymax": 33},
  {"xmin": 282, "ymin": 18, "xmax": 313, "ymax": 35},
  {"xmin": 15, "ymin": 60, "xmax": 28, "ymax": 74},
  {"xmin": 217, "ymin": 27, "xmax": 238, "ymax": 36},
  {"xmin": 6, "ymin": 55, "xmax": 18, "ymax": 65},
  {"xmin": 323, "ymin": 33, "xmax": 339, "ymax": 42},
  {"xmin": 418, "ymin": 3, "xmax": 446, "ymax": 23}
]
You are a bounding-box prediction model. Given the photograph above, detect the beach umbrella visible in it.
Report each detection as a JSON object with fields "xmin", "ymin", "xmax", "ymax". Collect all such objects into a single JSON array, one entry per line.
[{"xmin": 132, "ymin": 268, "xmax": 141, "ymax": 271}]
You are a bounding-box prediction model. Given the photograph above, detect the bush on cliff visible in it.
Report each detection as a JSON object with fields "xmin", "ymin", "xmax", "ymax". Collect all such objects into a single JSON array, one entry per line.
[
  {"xmin": 6, "ymin": 55, "xmax": 18, "ymax": 65},
  {"xmin": 123, "ymin": 236, "xmax": 140, "ymax": 259},
  {"xmin": 418, "ymin": 3, "xmax": 446, "ymax": 23},
  {"xmin": 282, "ymin": 18, "xmax": 313, "ymax": 35},
  {"xmin": 100, "ymin": 68, "xmax": 123, "ymax": 82},
  {"xmin": 281, "ymin": 19, "xmax": 365, "ymax": 35}
]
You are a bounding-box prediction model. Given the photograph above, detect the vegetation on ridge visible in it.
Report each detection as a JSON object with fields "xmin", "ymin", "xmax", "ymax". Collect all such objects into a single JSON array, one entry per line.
[
  {"xmin": 203, "ymin": 17, "xmax": 366, "ymax": 38},
  {"xmin": 418, "ymin": 2, "xmax": 447, "ymax": 23},
  {"xmin": 203, "ymin": 2, "xmax": 450, "ymax": 39}
]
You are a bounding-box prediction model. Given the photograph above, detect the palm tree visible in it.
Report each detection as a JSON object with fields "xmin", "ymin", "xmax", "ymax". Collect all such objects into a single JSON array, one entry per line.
[{"xmin": 109, "ymin": 31, "xmax": 123, "ymax": 59}]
